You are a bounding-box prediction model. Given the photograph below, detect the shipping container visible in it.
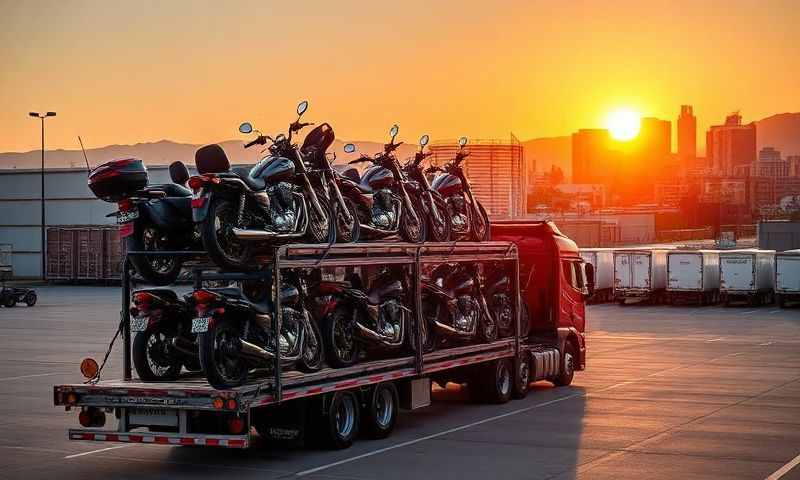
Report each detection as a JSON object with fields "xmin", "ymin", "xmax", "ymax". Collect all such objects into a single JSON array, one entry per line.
[
  {"xmin": 758, "ymin": 220, "xmax": 800, "ymax": 251},
  {"xmin": 580, "ymin": 248, "xmax": 614, "ymax": 302},
  {"xmin": 46, "ymin": 228, "xmax": 76, "ymax": 280},
  {"xmin": 719, "ymin": 249, "xmax": 776, "ymax": 306},
  {"xmin": 45, "ymin": 226, "xmax": 124, "ymax": 282},
  {"xmin": 776, "ymin": 249, "xmax": 800, "ymax": 307},
  {"xmin": 613, "ymin": 249, "xmax": 669, "ymax": 304},
  {"xmin": 75, "ymin": 228, "xmax": 105, "ymax": 280},
  {"xmin": 666, "ymin": 250, "xmax": 720, "ymax": 304},
  {"xmin": 103, "ymin": 227, "xmax": 125, "ymax": 280}
]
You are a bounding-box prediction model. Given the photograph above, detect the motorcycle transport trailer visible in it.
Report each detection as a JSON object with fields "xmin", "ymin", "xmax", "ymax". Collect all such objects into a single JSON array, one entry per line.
[{"xmin": 54, "ymin": 227, "xmax": 589, "ymax": 450}]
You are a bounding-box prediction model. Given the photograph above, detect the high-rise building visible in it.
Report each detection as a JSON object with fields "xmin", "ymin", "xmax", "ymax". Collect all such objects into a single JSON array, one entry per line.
[
  {"xmin": 571, "ymin": 129, "xmax": 615, "ymax": 185},
  {"xmin": 757, "ymin": 147, "xmax": 788, "ymax": 178},
  {"xmin": 677, "ymin": 105, "xmax": 696, "ymax": 166},
  {"xmin": 706, "ymin": 112, "xmax": 757, "ymax": 176},
  {"xmin": 429, "ymin": 136, "xmax": 526, "ymax": 218}
]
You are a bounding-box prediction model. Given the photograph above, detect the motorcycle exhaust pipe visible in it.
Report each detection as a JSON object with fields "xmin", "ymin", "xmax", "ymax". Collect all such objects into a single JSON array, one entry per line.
[
  {"xmin": 171, "ymin": 337, "xmax": 198, "ymax": 356},
  {"xmin": 232, "ymin": 228, "xmax": 306, "ymax": 241},
  {"xmin": 358, "ymin": 224, "xmax": 400, "ymax": 236},
  {"xmin": 434, "ymin": 320, "xmax": 476, "ymax": 338},
  {"xmin": 355, "ymin": 322, "xmax": 404, "ymax": 347},
  {"xmin": 239, "ymin": 339, "xmax": 275, "ymax": 362}
]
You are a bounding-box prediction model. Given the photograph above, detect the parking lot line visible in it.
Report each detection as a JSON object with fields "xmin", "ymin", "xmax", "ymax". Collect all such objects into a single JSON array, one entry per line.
[
  {"xmin": 765, "ymin": 452, "xmax": 800, "ymax": 480},
  {"xmin": 0, "ymin": 372, "xmax": 62, "ymax": 381}
]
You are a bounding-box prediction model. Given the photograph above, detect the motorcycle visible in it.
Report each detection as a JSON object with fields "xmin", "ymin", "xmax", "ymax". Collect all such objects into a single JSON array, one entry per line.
[
  {"xmin": 191, "ymin": 271, "xmax": 324, "ymax": 389},
  {"xmin": 336, "ymin": 124, "xmax": 426, "ymax": 243},
  {"xmin": 316, "ymin": 268, "xmax": 412, "ymax": 367},
  {"xmin": 189, "ymin": 101, "xmax": 334, "ymax": 271},
  {"xmin": 401, "ymin": 134, "xmax": 451, "ymax": 242},
  {"xmin": 484, "ymin": 262, "xmax": 516, "ymax": 338},
  {"xmin": 427, "ymin": 137, "xmax": 491, "ymax": 241},
  {"xmin": 420, "ymin": 262, "xmax": 498, "ymax": 351},
  {"xmin": 88, "ymin": 159, "xmax": 198, "ymax": 285},
  {"xmin": 129, "ymin": 288, "xmax": 200, "ymax": 381}
]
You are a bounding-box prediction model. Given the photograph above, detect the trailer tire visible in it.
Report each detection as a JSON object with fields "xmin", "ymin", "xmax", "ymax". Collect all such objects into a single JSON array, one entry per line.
[
  {"xmin": 552, "ymin": 342, "xmax": 576, "ymax": 387},
  {"xmin": 512, "ymin": 354, "xmax": 530, "ymax": 399},
  {"xmin": 362, "ymin": 382, "xmax": 398, "ymax": 439},
  {"xmin": 471, "ymin": 358, "xmax": 512, "ymax": 404},
  {"xmin": 320, "ymin": 391, "xmax": 360, "ymax": 449}
]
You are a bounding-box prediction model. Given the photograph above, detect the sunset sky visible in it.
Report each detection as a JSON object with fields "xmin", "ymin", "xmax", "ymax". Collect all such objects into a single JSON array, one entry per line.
[{"xmin": 1, "ymin": 0, "xmax": 798, "ymax": 153}]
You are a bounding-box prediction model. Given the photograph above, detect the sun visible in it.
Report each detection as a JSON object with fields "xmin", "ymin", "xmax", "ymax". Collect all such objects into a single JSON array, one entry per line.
[{"xmin": 606, "ymin": 108, "xmax": 641, "ymax": 141}]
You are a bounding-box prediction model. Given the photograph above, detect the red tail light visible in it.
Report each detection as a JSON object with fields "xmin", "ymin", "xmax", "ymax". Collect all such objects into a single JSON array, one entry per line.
[
  {"xmin": 192, "ymin": 289, "xmax": 218, "ymax": 305},
  {"xmin": 227, "ymin": 416, "xmax": 245, "ymax": 434},
  {"xmin": 316, "ymin": 282, "xmax": 344, "ymax": 294},
  {"xmin": 191, "ymin": 197, "xmax": 206, "ymax": 208},
  {"xmin": 118, "ymin": 199, "xmax": 134, "ymax": 212},
  {"xmin": 119, "ymin": 223, "xmax": 134, "ymax": 238},
  {"xmin": 188, "ymin": 174, "xmax": 220, "ymax": 191}
]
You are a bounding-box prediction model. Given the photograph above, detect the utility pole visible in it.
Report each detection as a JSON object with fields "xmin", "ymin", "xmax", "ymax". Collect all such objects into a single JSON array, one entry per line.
[{"xmin": 28, "ymin": 111, "xmax": 56, "ymax": 279}]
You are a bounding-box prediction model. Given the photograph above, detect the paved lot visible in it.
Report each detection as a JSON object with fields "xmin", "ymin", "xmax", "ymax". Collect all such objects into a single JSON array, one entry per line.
[{"xmin": 0, "ymin": 286, "xmax": 799, "ymax": 479}]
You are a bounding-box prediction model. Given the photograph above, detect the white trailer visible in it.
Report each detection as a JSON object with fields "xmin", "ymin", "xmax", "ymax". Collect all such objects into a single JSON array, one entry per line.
[
  {"xmin": 666, "ymin": 250, "xmax": 721, "ymax": 305},
  {"xmin": 613, "ymin": 249, "xmax": 669, "ymax": 304},
  {"xmin": 719, "ymin": 249, "xmax": 776, "ymax": 306},
  {"xmin": 580, "ymin": 248, "xmax": 614, "ymax": 303},
  {"xmin": 776, "ymin": 249, "xmax": 800, "ymax": 307}
]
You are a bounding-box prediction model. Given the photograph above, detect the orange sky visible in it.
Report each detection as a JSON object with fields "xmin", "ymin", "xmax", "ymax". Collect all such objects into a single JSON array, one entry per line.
[{"xmin": 1, "ymin": 0, "xmax": 798, "ymax": 153}]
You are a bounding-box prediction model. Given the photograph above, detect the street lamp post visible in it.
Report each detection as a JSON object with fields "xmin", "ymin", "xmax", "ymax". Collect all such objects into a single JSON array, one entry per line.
[{"xmin": 28, "ymin": 111, "xmax": 56, "ymax": 280}]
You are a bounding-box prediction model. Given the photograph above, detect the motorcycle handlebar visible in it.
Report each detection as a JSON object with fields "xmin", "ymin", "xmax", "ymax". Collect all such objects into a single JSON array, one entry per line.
[{"xmin": 244, "ymin": 136, "xmax": 265, "ymax": 149}]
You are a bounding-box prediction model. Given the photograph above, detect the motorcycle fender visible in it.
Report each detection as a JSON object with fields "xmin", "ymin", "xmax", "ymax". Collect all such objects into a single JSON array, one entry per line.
[{"xmin": 192, "ymin": 191, "xmax": 212, "ymax": 222}]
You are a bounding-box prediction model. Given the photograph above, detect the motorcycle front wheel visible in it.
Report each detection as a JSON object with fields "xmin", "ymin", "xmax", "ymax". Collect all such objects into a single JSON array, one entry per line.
[
  {"xmin": 478, "ymin": 307, "xmax": 498, "ymax": 344},
  {"xmin": 427, "ymin": 195, "xmax": 451, "ymax": 243},
  {"xmin": 335, "ymin": 197, "xmax": 360, "ymax": 243},
  {"xmin": 133, "ymin": 322, "xmax": 182, "ymax": 381},
  {"xmin": 201, "ymin": 197, "xmax": 254, "ymax": 271},
  {"xmin": 322, "ymin": 305, "xmax": 361, "ymax": 368},
  {"xmin": 297, "ymin": 314, "xmax": 325, "ymax": 372},
  {"xmin": 305, "ymin": 191, "xmax": 335, "ymax": 244},
  {"xmin": 127, "ymin": 223, "xmax": 183, "ymax": 286},
  {"xmin": 492, "ymin": 293, "xmax": 514, "ymax": 338},
  {"xmin": 472, "ymin": 200, "xmax": 491, "ymax": 242},
  {"xmin": 400, "ymin": 196, "xmax": 427, "ymax": 244},
  {"xmin": 198, "ymin": 317, "xmax": 249, "ymax": 389}
]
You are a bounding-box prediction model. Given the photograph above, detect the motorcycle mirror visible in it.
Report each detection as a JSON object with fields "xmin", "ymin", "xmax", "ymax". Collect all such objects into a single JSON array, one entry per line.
[
  {"xmin": 344, "ymin": 143, "xmax": 357, "ymax": 153},
  {"xmin": 458, "ymin": 136, "xmax": 468, "ymax": 147},
  {"xmin": 239, "ymin": 122, "xmax": 253, "ymax": 134},
  {"xmin": 419, "ymin": 134, "xmax": 429, "ymax": 147},
  {"xmin": 389, "ymin": 124, "xmax": 399, "ymax": 141},
  {"xmin": 297, "ymin": 100, "xmax": 309, "ymax": 116}
]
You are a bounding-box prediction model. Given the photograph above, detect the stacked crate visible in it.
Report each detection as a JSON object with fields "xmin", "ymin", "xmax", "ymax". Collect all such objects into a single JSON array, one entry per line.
[{"xmin": 46, "ymin": 226, "xmax": 125, "ymax": 282}]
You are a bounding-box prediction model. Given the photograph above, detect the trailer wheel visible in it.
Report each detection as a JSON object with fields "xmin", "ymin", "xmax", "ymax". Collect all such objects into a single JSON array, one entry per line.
[
  {"xmin": 24, "ymin": 292, "xmax": 37, "ymax": 307},
  {"xmin": 512, "ymin": 354, "xmax": 530, "ymax": 399},
  {"xmin": 362, "ymin": 382, "xmax": 398, "ymax": 439},
  {"xmin": 552, "ymin": 342, "xmax": 576, "ymax": 387},
  {"xmin": 471, "ymin": 358, "xmax": 512, "ymax": 404},
  {"xmin": 320, "ymin": 391, "xmax": 360, "ymax": 449}
]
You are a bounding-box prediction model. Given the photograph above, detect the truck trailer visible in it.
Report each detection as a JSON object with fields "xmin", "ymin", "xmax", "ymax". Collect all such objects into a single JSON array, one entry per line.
[
  {"xmin": 776, "ymin": 249, "xmax": 800, "ymax": 307},
  {"xmin": 666, "ymin": 250, "xmax": 720, "ymax": 305},
  {"xmin": 719, "ymin": 249, "xmax": 776, "ymax": 306},
  {"xmin": 54, "ymin": 222, "xmax": 591, "ymax": 451},
  {"xmin": 580, "ymin": 248, "xmax": 614, "ymax": 303},
  {"xmin": 613, "ymin": 249, "xmax": 669, "ymax": 304}
]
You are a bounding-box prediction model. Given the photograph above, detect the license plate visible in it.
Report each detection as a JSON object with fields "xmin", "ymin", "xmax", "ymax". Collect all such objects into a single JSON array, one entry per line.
[
  {"xmin": 117, "ymin": 210, "xmax": 139, "ymax": 224},
  {"xmin": 131, "ymin": 316, "xmax": 149, "ymax": 332},
  {"xmin": 129, "ymin": 408, "xmax": 178, "ymax": 427},
  {"xmin": 191, "ymin": 317, "xmax": 211, "ymax": 333}
]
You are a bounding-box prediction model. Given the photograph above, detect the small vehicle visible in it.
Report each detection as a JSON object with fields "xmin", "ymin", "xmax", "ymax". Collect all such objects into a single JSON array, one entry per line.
[
  {"xmin": 427, "ymin": 137, "xmax": 491, "ymax": 241},
  {"xmin": 189, "ymin": 101, "xmax": 334, "ymax": 271},
  {"xmin": 191, "ymin": 271, "xmax": 324, "ymax": 389},
  {"xmin": 336, "ymin": 125, "xmax": 426, "ymax": 243},
  {"xmin": 317, "ymin": 268, "xmax": 413, "ymax": 367},
  {"xmin": 129, "ymin": 289, "xmax": 200, "ymax": 381},
  {"xmin": 401, "ymin": 135, "xmax": 451, "ymax": 242},
  {"xmin": 0, "ymin": 283, "xmax": 37, "ymax": 308},
  {"xmin": 88, "ymin": 159, "xmax": 197, "ymax": 285}
]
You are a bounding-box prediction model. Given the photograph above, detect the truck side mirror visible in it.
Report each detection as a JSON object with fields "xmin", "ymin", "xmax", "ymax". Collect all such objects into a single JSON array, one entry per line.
[{"xmin": 584, "ymin": 263, "xmax": 595, "ymax": 297}]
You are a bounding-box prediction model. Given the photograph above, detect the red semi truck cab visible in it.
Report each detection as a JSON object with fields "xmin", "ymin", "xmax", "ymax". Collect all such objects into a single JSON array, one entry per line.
[{"xmin": 493, "ymin": 220, "xmax": 588, "ymax": 371}]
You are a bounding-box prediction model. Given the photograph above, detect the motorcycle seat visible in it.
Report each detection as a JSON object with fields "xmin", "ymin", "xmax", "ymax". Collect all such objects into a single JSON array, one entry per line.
[
  {"xmin": 231, "ymin": 167, "xmax": 266, "ymax": 191},
  {"xmin": 145, "ymin": 184, "xmax": 192, "ymax": 198},
  {"xmin": 205, "ymin": 287, "xmax": 273, "ymax": 315}
]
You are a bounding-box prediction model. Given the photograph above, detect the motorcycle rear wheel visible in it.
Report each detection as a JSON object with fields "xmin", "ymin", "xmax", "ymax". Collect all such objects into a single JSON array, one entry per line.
[
  {"xmin": 133, "ymin": 323, "xmax": 182, "ymax": 381},
  {"xmin": 198, "ymin": 317, "xmax": 249, "ymax": 389},
  {"xmin": 127, "ymin": 224, "xmax": 183, "ymax": 286},
  {"xmin": 322, "ymin": 305, "xmax": 361, "ymax": 368},
  {"xmin": 201, "ymin": 197, "xmax": 254, "ymax": 271}
]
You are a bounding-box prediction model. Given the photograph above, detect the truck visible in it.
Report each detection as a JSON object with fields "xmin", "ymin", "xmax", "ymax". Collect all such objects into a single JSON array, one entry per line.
[
  {"xmin": 53, "ymin": 221, "xmax": 591, "ymax": 450},
  {"xmin": 666, "ymin": 250, "xmax": 720, "ymax": 305},
  {"xmin": 776, "ymin": 249, "xmax": 800, "ymax": 307},
  {"xmin": 719, "ymin": 249, "xmax": 776, "ymax": 306},
  {"xmin": 613, "ymin": 249, "xmax": 669, "ymax": 304},
  {"xmin": 580, "ymin": 248, "xmax": 614, "ymax": 303}
]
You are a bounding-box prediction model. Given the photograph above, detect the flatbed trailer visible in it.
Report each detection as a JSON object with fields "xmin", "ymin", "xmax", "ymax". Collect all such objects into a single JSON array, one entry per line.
[{"xmin": 54, "ymin": 233, "xmax": 584, "ymax": 450}]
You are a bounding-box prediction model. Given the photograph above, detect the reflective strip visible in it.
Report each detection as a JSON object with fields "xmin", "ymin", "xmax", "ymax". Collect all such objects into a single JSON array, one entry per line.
[{"xmin": 68, "ymin": 431, "xmax": 247, "ymax": 448}]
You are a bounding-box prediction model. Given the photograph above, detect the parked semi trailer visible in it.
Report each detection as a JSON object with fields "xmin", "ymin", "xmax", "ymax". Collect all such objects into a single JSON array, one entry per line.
[
  {"xmin": 54, "ymin": 222, "xmax": 591, "ymax": 450},
  {"xmin": 613, "ymin": 249, "xmax": 669, "ymax": 304},
  {"xmin": 666, "ymin": 250, "xmax": 720, "ymax": 305},
  {"xmin": 719, "ymin": 249, "xmax": 776, "ymax": 306},
  {"xmin": 580, "ymin": 248, "xmax": 614, "ymax": 303},
  {"xmin": 776, "ymin": 249, "xmax": 800, "ymax": 307}
]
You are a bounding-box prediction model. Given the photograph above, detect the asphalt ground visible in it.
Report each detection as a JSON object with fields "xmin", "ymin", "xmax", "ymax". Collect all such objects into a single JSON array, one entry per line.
[{"xmin": 0, "ymin": 286, "xmax": 799, "ymax": 479}]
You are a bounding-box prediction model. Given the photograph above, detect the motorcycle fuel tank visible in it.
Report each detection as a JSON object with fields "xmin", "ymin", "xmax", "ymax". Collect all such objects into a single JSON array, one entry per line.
[
  {"xmin": 431, "ymin": 173, "xmax": 463, "ymax": 197},
  {"xmin": 251, "ymin": 156, "xmax": 295, "ymax": 184},
  {"xmin": 362, "ymin": 165, "xmax": 395, "ymax": 191}
]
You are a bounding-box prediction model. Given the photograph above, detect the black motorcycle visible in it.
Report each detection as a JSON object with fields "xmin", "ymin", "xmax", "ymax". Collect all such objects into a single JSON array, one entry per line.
[
  {"xmin": 335, "ymin": 125, "xmax": 426, "ymax": 243},
  {"xmin": 88, "ymin": 159, "xmax": 198, "ymax": 285},
  {"xmin": 484, "ymin": 262, "xmax": 516, "ymax": 338},
  {"xmin": 129, "ymin": 288, "xmax": 200, "ymax": 381},
  {"xmin": 317, "ymin": 268, "xmax": 412, "ymax": 367},
  {"xmin": 402, "ymin": 134, "xmax": 451, "ymax": 242},
  {"xmin": 427, "ymin": 137, "xmax": 491, "ymax": 241},
  {"xmin": 191, "ymin": 271, "xmax": 324, "ymax": 389},
  {"xmin": 420, "ymin": 262, "xmax": 498, "ymax": 351},
  {"xmin": 189, "ymin": 101, "xmax": 334, "ymax": 271}
]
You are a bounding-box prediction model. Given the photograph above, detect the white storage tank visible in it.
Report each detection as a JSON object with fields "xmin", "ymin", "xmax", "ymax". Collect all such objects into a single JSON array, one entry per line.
[
  {"xmin": 666, "ymin": 250, "xmax": 721, "ymax": 305},
  {"xmin": 613, "ymin": 249, "xmax": 669, "ymax": 304},
  {"xmin": 776, "ymin": 249, "xmax": 800, "ymax": 308},
  {"xmin": 719, "ymin": 249, "xmax": 776, "ymax": 306},
  {"xmin": 580, "ymin": 248, "xmax": 615, "ymax": 302}
]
